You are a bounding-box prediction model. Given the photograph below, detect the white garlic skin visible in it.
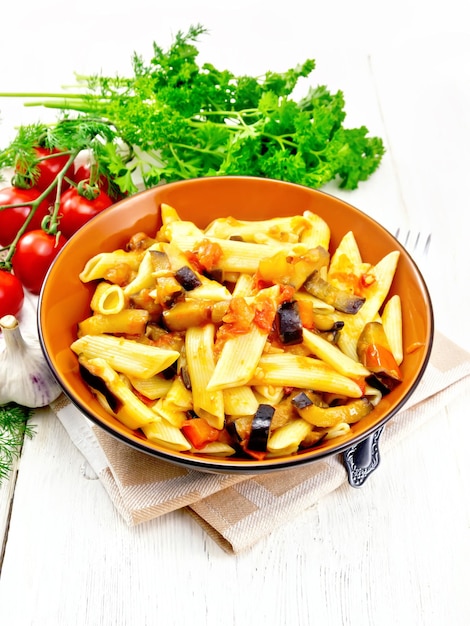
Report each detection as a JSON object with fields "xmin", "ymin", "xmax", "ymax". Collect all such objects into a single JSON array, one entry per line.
[{"xmin": 0, "ymin": 315, "xmax": 62, "ymax": 408}]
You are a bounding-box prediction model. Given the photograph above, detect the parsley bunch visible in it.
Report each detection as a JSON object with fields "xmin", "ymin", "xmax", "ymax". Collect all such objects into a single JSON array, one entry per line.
[{"xmin": 0, "ymin": 24, "xmax": 384, "ymax": 195}]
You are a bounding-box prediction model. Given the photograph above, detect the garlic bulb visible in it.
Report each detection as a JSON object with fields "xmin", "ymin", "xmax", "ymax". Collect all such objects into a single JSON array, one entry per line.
[{"xmin": 0, "ymin": 314, "xmax": 62, "ymax": 408}]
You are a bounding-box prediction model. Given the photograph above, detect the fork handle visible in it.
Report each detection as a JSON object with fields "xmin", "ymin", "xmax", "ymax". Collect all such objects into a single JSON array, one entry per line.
[{"xmin": 342, "ymin": 425, "xmax": 385, "ymax": 487}]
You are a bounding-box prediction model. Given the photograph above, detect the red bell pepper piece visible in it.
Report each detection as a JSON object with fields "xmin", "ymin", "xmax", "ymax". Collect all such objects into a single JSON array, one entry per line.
[{"xmin": 181, "ymin": 417, "xmax": 220, "ymax": 450}]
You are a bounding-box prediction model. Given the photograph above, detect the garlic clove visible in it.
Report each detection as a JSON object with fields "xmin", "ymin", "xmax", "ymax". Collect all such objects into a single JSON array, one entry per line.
[{"xmin": 0, "ymin": 314, "xmax": 62, "ymax": 408}]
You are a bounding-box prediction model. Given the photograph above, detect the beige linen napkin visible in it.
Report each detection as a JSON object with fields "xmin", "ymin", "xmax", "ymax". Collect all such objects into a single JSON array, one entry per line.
[{"xmin": 51, "ymin": 331, "xmax": 470, "ymax": 553}]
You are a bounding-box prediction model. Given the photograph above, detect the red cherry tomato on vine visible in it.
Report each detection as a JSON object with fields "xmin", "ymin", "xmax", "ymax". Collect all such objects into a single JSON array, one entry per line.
[
  {"xmin": 73, "ymin": 163, "xmax": 110, "ymax": 193},
  {"xmin": 12, "ymin": 230, "xmax": 67, "ymax": 295},
  {"xmin": 15, "ymin": 147, "xmax": 74, "ymax": 193},
  {"xmin": 0, "ymin": 186, "xmax": 51, "ymax": 246},
  {"xmin": 58, "ymin": 186, "xmax": 113, "ymax": 239},
  {"xmin": 0, "ymin": 270, "xmax": 24, "ymax": 318}
]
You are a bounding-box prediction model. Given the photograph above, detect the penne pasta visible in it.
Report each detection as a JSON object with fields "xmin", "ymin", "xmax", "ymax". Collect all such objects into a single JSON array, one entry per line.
[
  {"xmin": 160, "ymin": 202, "xmax": 182, "ymax": 227},
  {"xmin": 299, "ymin": 210, "xmax": 331, "ymax": 250},
  {"xmin": 123, "ymin": 245, "xmax": 160, "ymax": 296},
  {"xmin": 207, "ymin": 326, "xmax": 269, "ymax": 391},
  {"xmin": 223, "ymin": 386, "xmax": 259, "ymax": 416},
  {"xmin": 328, "ymin": 230, "xmax": 362, "ymax": 272},
  {"xmin": 293, "ymin": 291, "xmax": 335, "ymax": 314},
  {"xmin": 185, "ymin": 324, "xmax": 225, "ymax": 428},
  {"xmin": 207, "ymin": 285, "xmax": 280, "ymax": 391},
  {"xmin": 73, "ymin": 205, "xmax": 406, "ymax": 461},
  {"xmin": 142, "ymin": 418, "xmax": 192, "ymax": 451},
  {"xmin": 204, "ymin": 214, "xmax": 311, "ymax": 242},
  {"xmin": 78, "ymin": 309, "xmax": 149, "ymax": 336},
  {"xmin": 188, "ymin": 277, "xmax": 232, "ymax": 301},
  {"xmin": 382, "ymin": 294, "xmax": 403, "ymax": 365},
  {"xmin": 324, "ymin": 422, "xmax": 351, "ymax": 440},
  {"xmin": 152, "ymin": 398, "xmax": 188, "ymax": 428},
  {"xmin": 90, "ymin": 282, "xmax": 126, "ymax": 314},
  {"xmin": 302, "ymin": 327, "xmax": 370, "ymax": 378},
  {"xmin": 251, "ymin": 353, "xmax": 364, "ymax": 397},
  {"xmin": 253, "ymin": 385, "xmax": 285, "ymax": 405},
  {"xmin": 79, "ymin": 250, "xmax": 142, "ymax": 282},
  {"xmin": 167, "ymin": 222, "xmax": 309, "ymax": 274},
  {"xmin": 78, "ymin": 355, "xmax": 159, "ymax": 430},
  {"xmin": 267, "ymin": 418, "xmax": 312, "ymax": 453},
  {"xmin": 190, "ymin": 441, "xmax": 236, "ymax": 456},
  {"xmin": 231, "ymin": 273, "xmax": 255, "ymax": 297},
  {"xmin": 129, "ymin": 375, "xmax": 173, "ymax": 400},
  {"xmin": 335, "ymin": 251, "xmax": 400, "ymax": 359},
  {"xmin": 71, "ymin": 334, "xmax": 179, "ymax": 379}
]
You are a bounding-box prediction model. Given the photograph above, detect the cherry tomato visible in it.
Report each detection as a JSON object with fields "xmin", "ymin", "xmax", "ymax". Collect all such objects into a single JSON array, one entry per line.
[
  {"xmin": 0, "ymin": 186, "xmax": 51, "ymax": 246},
  {"xmin": 12, "ymin": 230, "xmax": 67, "ymax": 295},
  {"xmin": 73, "ymin": 162, "xmax": 110, "ymax": 193},
  {"xmin": 0, "ymin": 270, "xmax": 24, "ymax": 318},
  {"xmin": 15, "ymin": 147, "xmax": 73, "ymax": 193},
  {"xmin": 58, "ymin": 186, "xmax": 113, "ymax": 239}
]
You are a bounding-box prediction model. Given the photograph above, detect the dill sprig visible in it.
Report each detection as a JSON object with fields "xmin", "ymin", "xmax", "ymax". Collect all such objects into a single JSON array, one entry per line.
[{"xmin": 0, "ymin": 402, "xmax": 36, "ymax": 484}]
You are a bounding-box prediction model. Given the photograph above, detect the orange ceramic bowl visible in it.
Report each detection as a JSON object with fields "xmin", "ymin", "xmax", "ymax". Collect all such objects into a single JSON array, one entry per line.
[{"xmin": 38, "ymin": 177, "xmax": 433, "ymax": 479}]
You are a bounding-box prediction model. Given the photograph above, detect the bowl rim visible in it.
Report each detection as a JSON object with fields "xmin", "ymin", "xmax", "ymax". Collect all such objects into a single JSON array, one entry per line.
[{"xmin": 38, "ymin": 175, "xmax": 435, "ymax": 473}]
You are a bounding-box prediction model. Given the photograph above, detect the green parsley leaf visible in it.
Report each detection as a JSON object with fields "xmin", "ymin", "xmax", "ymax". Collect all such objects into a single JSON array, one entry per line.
[{"xmin": 0, "ymin": 24, "xmax": 385, "ymax": 195}]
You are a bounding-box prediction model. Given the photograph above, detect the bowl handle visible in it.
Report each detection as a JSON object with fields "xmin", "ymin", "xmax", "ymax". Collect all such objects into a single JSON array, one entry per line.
[{"xmin": 342, "ymin": 425, "xmax": 385, "ymax": 487}]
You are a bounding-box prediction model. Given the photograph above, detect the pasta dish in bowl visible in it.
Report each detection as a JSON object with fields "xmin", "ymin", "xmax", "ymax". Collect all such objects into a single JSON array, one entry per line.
[{"xmin": 38, "ymin": 176, "xmax": 434, "ymax": 477}]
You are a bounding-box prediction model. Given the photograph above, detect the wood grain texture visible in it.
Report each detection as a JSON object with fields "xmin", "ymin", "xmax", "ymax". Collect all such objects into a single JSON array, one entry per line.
[{"xmin": 0, "ymin": 3, "xmax": 469, "ymax": 625}]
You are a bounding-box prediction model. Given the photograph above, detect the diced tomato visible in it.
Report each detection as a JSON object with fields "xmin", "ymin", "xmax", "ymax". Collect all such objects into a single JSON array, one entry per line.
[
  {"xmin": 254, "ymin": 299, "xmax": 276, "ymax": 332},
  {"xmin": 253, "ymin": 273, "xmax": 274, "ymax": 291},
  {"xmin": 360, "ymin": 272, "xmax": 376, "ymax": 289},
  {"xmin": 329, "ymin": 270, "xmax": 376, "ymax": 296},
  {"xmin": 222, "ymin": 297, "xmax": 254, "ymax": 330},
  {"xmin": 181, "ymin": 417, "xmax": 220, "ymax": 450},
  {"xmin": 278, "ymin": 284, "xmax": 296, "ymax": 303},
  {"xmin": 193, "ymin": 238, "xmax": 223, "ymax": 271},
  {"xmin": 184, "ymin": 250, "xmax": 204, "ymax": 274}
]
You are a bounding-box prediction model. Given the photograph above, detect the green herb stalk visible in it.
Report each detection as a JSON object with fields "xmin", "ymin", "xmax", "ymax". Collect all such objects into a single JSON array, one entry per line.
[
  {"xmin": 0, "ymin": 24, "xmax": 385, "ymax": 200},
  {"xmin": 0, "ymin": 402, "xmax": 35, "ymax": 484}
]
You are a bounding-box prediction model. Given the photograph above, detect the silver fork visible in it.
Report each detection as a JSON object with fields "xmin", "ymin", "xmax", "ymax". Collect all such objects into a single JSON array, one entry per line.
[{"xmin": 394, "ymin": 227, "xmax": 432, "ymax": 266}]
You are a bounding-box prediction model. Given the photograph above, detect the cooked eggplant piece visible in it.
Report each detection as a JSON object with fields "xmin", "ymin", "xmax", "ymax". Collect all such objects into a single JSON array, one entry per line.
[
  {"xmin": 247, "ymin": 404, "xmax": 275, "ymax": 452},
  {"xmin": 180, "ymin": 366, "xmax": 192, "ymax": 390},
  {"xmin": 312, "ymin": 315, "xmax": 345, "ymax": 332},
  {"xmin": 365, "ymin": 374, "xmax": 396, "ymax": 395},
  {"xmin": 126, "ymin": 232, "xmax": 157, "ymax": 252},
  {"xmin": 161, "ymin": 361, "xmax": 179, "ymax": 380},
  {"xmin": 276, "ymin": 301, "xmax": 303, "ymax": 345},
  {"xmin": 149, "ymin": 249, "xmax": 171, "ymax": 271},
  {"xmin": 129, "ymin": 292, "xmax": 163, "ymax": 323},
  {"xmin": 79, "ymin": 363, "xmax": 121, "ymax": 413},
  {"xmin": 317, "ymin": 322, "xmax": 345, "ymax": 345},
  {"xmin": 357, "ymin": 321, "xmax": 402, "ymax": 394},
  {"xmin": 155, "ymin": 276, "xmax": 184, "ymax": 306},
  {"xmin": 162, "ymin": 300, "xmax": 213, "ymax": 332},
  {"xmin": 291, "ymin": 391, "xmax": 313, "ymax": 410},
  {"xmin": 303, "ymin": 271, "xmax": 365, "ymax": 314},
  {"xmin": 174, "ymin": 266, "xmax": 202, "ymax": 291},
  {"xmin": 204, "ymin": 268, "xmax": 224, "ymax": 283}
]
